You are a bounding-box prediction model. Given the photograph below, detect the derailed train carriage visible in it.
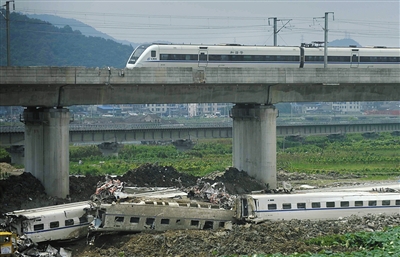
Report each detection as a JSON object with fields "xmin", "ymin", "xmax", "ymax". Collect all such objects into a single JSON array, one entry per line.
[
  {"xmin": 3, "ymin": 187, "xmax": 400, "ymax": 244},
  {"xmin": 4, "ymin": 201, "xmax": 94, "ymax": 243},
  {"xmin": 236, "ymin": 191, "xmax": 400, "ymax": 223},
  {"xmin": 89, "ymin": 198, "xmax": 235, "ymax": 234}
]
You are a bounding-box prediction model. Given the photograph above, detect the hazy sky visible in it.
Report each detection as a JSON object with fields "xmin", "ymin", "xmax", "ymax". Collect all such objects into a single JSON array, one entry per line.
[{"xmin": 6, "ymin": 0, "xmax": 400, "ymax": 47}]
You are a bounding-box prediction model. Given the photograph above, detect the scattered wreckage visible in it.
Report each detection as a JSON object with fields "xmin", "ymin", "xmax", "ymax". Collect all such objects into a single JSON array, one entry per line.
[
  {"xmin": 2, "ymin": 176, "xmax": 399, "ymax": 256},
  {"xmin": 88, "ymin": 176, "xmax": 236, "ymax": 239},
  {"xmin": 1, "ymin": 176, "xmax": 238, "ymax": 255}
]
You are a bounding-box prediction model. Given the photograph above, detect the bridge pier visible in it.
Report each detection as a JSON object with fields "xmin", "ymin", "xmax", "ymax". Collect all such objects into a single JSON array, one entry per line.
[
  {"xmin": 5, "ymin": 145, "xmax": 24, "ymax": 165},
  {"xmin": 231, "ymin": 104, "xmax": 277, "ymax": 189},
  {"xmin": 23, "ymin": 107, "xmax": 70, "ymax": 198}
]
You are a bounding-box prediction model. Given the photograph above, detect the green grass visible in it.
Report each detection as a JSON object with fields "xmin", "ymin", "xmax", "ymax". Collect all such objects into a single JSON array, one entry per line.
[
  {"xmin": 219, "ymin": 226, "xmax": 400, "ymax": 257},
  {"xmin": 1, "ymin": 132, "xmax": 399, "ymax": 180}
]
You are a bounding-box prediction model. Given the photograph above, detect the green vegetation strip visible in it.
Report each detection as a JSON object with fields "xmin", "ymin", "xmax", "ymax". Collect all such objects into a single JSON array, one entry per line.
[
  {"xmin": 268, "ymin": 226, "xmax": 400, "ymax": 257},
  {"xmin": 65, "ymin": 132, "xmax": 400, "ymax": 180}
]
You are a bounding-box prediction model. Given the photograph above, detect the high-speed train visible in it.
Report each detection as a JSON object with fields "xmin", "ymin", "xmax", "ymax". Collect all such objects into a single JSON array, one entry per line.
[{"xmin": 126, "ymin": 43, "xmax": 400, "ymax": 69}]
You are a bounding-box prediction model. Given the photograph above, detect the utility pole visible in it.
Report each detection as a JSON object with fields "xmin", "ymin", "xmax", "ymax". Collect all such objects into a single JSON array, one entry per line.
[
  {"xmin": 3, "ymin": 0, "xmax": 15, "ymax": 66},
  {"xmin": 268, "ymin": 17, "xmax": 292, "ymax": 46},
  {"xmin": 323, "ymin": 12, "xmax": 334, "ymax": 68}
]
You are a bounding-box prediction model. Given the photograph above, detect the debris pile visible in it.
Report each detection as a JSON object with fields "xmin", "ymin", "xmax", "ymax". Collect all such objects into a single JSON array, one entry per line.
[{"xmin": 1, "ymin": 162, "xmax": 399, "ymax": 257}]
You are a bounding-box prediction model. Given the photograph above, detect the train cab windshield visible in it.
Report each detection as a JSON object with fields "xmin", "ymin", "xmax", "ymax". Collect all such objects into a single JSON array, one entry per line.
[{"xmin": 128, "ymin": 44, "xmax": 151, "ymax": 64}]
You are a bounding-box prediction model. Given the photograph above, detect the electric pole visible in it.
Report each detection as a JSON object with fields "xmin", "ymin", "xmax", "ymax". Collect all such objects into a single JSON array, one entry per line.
[
  {"xmin": 268, "ymin": 17, "xmax": 292, "ymax": 46},
  {"xmin": 323, "ymin": 12, "xmax": 334, "ymax": 68},
  {"xmin": 3, "ymin": 0, "xmax": 15, "ymax": 66}
]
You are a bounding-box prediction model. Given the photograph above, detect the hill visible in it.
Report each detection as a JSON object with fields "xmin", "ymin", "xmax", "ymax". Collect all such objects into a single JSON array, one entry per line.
[
  {"xmin": 329, "ymin": 38, "xmax": 362, "ymax": 47},
  {"xmin": 0, "ymin": 11, "xmax": 134, "ymax": 68},
  {"xmin": 26, "ymin": 14, "xmax": 135, "ymax": 46}
]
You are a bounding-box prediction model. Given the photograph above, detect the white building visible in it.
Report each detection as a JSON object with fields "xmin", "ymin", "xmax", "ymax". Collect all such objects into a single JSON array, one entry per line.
[{"xmin": 332, "ymin": 102, "xmax": 361, "ymax": 113}]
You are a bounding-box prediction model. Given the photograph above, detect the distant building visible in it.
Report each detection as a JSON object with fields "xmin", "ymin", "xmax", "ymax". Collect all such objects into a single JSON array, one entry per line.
[{"xmin": 332, "ymin": 102, "xmax": 361, "ymax": 113}]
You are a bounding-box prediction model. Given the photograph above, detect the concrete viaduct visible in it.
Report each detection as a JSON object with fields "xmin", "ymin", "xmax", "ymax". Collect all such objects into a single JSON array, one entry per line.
[{"xmin": 1, "ymin": 66, "xmax": 399, "ymax": 198}]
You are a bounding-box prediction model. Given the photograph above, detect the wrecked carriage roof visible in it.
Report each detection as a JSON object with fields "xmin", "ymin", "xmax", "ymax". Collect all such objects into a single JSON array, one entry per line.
[{"xmin": 5, "ymin": 201, "xmax": 92, "ymax": 218}]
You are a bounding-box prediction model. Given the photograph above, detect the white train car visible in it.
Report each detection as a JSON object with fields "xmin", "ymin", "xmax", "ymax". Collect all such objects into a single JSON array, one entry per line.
[
  {"xmin": 5, "ymin": 201, "xmax": 94, "ymax": 243},
  {"xmin": 126, "ymin": 43, "xmax": 400, "ymax": 69},
  {"xmin": 236, "ymin": 191, "xmax": 400, "ymax": 223}
]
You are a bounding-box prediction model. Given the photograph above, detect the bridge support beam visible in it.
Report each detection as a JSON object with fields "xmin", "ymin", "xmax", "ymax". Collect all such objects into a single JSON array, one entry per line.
[
  {"xmin": 231, "ymin": 104, "xmax": 277, "ymax": 189},
  {"xmin": 23, "ymin": 107, "xmax": 70, "ymax": 198}
]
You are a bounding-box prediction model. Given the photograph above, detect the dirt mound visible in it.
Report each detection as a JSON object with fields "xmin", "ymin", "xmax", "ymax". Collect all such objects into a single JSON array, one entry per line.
[{"xmin": 0, "ymin": 163, "xmax": 265, "ymax": 214}]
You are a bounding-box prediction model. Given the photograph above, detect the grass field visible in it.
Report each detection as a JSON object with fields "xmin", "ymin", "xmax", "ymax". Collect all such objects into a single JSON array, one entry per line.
[{"xmin": 63, "ymin": 132, "xmax": 400, "ymax": 180}]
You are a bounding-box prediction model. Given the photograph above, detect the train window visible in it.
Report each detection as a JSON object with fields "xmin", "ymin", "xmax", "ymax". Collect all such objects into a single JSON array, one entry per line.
[
  {"xmin": 191, "ymin": 220, "xmax": 199, "ymax": 227},
  {"xmin": 268, "ymin": 204, "xmax": 277, "ymax": 210},
  {"xmin": 355, "ymin": 201, "xmax": 363, "ymax": 207},
  {"xmin": 230, "ymin": 55, "xmax": 243, "ymax": 62},
  {"xmin": 382, "ymin": 200, "xmax": 391, "ymax": 206},
  {"xmin": 326, "ymin": 202, "xmax": 335, "ymax": 208},
  {"xmin": 50, "ymin": 221, "xmax": 59, "ymax": 228},
  {"xmin": 305, "ymin": 56, "xmax": 324, "ymax": 62},
  {"xmin": 368, "ymin": 201, "xmax": 377, "ymax": 206},
  {"xmin": 130, "ymin": 217, "xmax": 140, "ymax": 223},
  {"xmin": 340, "ymin": 201, "xmax": 350, "ymax": 207},
  {"xmin": 115, "ymin": 216, "xmax": 124, "ymax": 222},
  {"xmin": 279, "ymin": 56, "xmax": 299, "ymax": 62},
  {"xmin": 65, "ymin": 219, "xmax": 74, "ymax": 226},
  {"xmin": 187, "ymin": 54, "xmax": 198, "ymax": 60},
  {"xmin": 221, "ymin": 55, "xmax": 230, "ymax": 61},
  {"xmin": 34, "ymin": 224, "xmax": 44, "ymax": 231},
  {"xmin": 161, "ymin": 219, "xmax": 170, "ymax": 225},
  {"xmin": 151, "ymin": 51, "xmax": 156, "ymax": 58},
  {"xmin": 396, "ymin": 200, "xmax": 400, "ymax": 205},
  {"xmin": 219, "ymin": 222, "xmax": 225, "ymax": 228},
  {"xmin": 203, "ymin": 221, "xmax": 214, "ymax": 230},
  {"xmin": 243, "ymin": 55, "xmax": 253, "ymax": 61},
  {"xmin": 79, "ymin": 216, "xmax": 88, "ymax": 224},
  {"xmin": 146, "ymin": 218, "xmax": 155, "ymax": 226},
  {"xmin": 312, "ymin": 202, "xmax": 321, "ymax": 208},
  {"xmin": 190, "ymin": 203, "xmax": 198, "ymax": 208},
  {"xmin": 265, "ymin": 55, "xmax": 277, "ymax": 62},
  {"xmin": 328, "ymin": 56, "xmax": 350, "ymax": 62},
  {"xmin": 209, "ymin": 55, "xmax": 222, "ymax": 61},
  {"xmin": 297, "ymin": 203, "xmax": 306, "ymax": 209},
  {"xmin": 282, "ymin": 203, "xmax": 291, "ymax": 209}
]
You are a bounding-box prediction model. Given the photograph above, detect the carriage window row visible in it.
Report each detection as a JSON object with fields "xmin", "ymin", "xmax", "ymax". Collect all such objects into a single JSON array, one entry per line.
[
  {"xmin": 114, "ymin": 216, "xmax": 225, "ymax": 229},
  {"xmin": 160, "ymin": 54, "xmax": 300, "ymax": 62},
  {"xmin": 267, "ymin": 199, "xmax": 400, "ymax": 210},
  {"xmin": 33, "ymin": 217, "xmax": 90, "ymax": 231},
  {"xmin": 159, "ymin": 54, "xmax": 399, "ymax": 63}
]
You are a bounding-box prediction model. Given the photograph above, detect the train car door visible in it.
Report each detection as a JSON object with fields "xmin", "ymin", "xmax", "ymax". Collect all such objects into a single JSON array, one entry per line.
[
  {"xmin": 350, "ymin": 49, "xmax": 359, "ymax": 68},
  {"xmin": 198, "ymin": 50, "xmax": 208, "ymax": 67}
]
